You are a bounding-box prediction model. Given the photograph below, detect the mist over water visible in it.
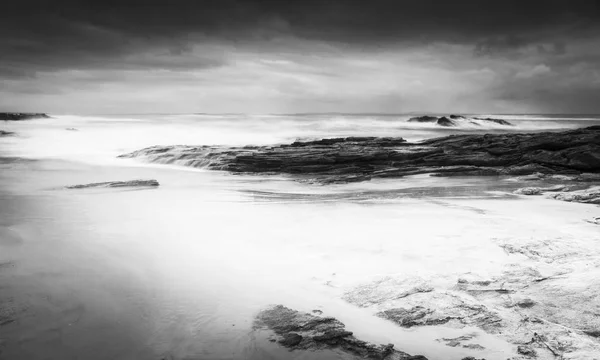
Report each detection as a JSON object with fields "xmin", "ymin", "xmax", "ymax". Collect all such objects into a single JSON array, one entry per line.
[
  {"xmin": 2, "ymin": 113, "xmax": 599, "ymax": 166},
  {"xmin": 1, "ymin": 114, "xmax": 600, "ymax": 360}
]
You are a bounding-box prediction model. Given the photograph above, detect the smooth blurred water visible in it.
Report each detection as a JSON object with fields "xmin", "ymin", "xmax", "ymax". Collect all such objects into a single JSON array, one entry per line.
[{"xmin": 1, "ymin": 114, "xmax": 599, "ymax": 360}]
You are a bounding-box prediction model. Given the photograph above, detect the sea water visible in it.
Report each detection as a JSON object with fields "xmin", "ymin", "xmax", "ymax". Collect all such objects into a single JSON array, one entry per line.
[{"xmin": 1, "ymin": 114, "xmax": 599, "ymax": 360}]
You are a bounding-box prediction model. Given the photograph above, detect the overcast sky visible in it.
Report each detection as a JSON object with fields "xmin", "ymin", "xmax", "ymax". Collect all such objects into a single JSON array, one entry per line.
[{"xmin": 1, "ymin": 0, "xmax": 599, "ymax": 114}]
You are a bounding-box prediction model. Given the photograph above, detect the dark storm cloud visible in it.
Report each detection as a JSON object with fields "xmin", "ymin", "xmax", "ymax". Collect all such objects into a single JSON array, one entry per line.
[
  {"xmin": 1, "ymin": 0, "xmax": 600, "ymax": 113},
  {"xmin": 2, "ymin": 0, "xmax": 599, "ymax": 69}
]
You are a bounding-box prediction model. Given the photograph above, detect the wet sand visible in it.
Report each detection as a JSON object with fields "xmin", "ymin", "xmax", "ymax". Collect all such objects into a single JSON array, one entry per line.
[{"xmin": 1, "ymin": 156, "xmax": 599, "ymax": 359}]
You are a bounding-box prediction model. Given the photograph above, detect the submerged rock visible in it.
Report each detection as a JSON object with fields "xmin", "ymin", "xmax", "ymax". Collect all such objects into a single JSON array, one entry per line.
[
  {"xmin": 120, "ymin": 126, "xmax": 600, "ymax": 185},
  {"xmin": 0, "ymin": 113, "xmax": 50, "ymax": 121},
  {"xmin": 65, "ymin": 179, "xmax": 159, "ymax": 189},
  {"xmin": 254, "ymin": 305, "xmax": 427, "ymax": 359}
]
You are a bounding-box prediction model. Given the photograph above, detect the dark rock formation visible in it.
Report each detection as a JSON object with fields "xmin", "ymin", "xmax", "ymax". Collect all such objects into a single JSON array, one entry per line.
[
  {"xmin": 0, "ymin": 130, "xmax": 14, "ymax": 136},
  {"xmin": 407, "ymin": 115, "xmax": 512, "ymax": 126},
  {"xmin": 0, "ymin": 113, "xmax": 50, "ymax": 121},
  {"xmin": 120, "ymin": 126, "xmax": 600, "ymax": 184},
  {"xmin": 254, "ymin": 305, "xmax": 428, "ymax": 359},
  {"xmin": 66, "ymin": 179, "xmax": 159, "ymax": 189},
  {"xmin": 407, "ymin": 115, "xmax": 438, "ymax": 123},
  {"xmin": 436, "ymin": 116, "xmax": 455, "ymax": 127},
  {"xmin": 474, "ymin": 117, "xmax": 513, "ymax": 126}
]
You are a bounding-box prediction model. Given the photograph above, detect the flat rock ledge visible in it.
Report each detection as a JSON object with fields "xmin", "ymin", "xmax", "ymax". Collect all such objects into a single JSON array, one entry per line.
[
  {"xmin": 0, "ymin": 113, "xmax": 50, "ymax": 121},
  {"xmin": 65, "ymin": 179, "xmax": 159, "ymax": 189},
  {"xmin": 119, "ymin": 126, "xmax": 600, "ymax": 185},
  {"xmin": 254, "ymin": 305, "xmax": 438, "ymax": 359}
]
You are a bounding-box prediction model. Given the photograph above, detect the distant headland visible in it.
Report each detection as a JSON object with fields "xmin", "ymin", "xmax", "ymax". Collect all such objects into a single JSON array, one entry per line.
[{"xmin": 0, "ymin": 113, "xmax": 50, "ymax": 121}]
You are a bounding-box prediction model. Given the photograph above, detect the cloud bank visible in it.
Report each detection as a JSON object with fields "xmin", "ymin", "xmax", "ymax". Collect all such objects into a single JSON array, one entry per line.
[{"xmin": 1, "ymin": 0, "xmax": 599, "ymax": 113}]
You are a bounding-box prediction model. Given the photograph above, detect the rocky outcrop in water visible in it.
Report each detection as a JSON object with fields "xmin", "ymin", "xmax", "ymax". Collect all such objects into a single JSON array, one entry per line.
[
  {"xmin": 65, "ymin": 179, "xmax": 159, "ymax": 189},
  {"xmin": 0, "ymin": 113, "xmax": 50, "ymax": 121},
  {"xmin": 407, "ymin": 115, "xmax": 513, "ymax": 127},
  {"xmin": 254, "ymin": 305, "xmax": 428, "ymax": 359},
  {"xmin": 473, "ymin": 117, "xmax": 513, "ymax": 126},
  {"xmin": 120, "ymin": 126, "xmax": 600, "ymax": 185},
  {"xmin": 0, "ymin": 130, "xmax": 14, "ymax": 136}
]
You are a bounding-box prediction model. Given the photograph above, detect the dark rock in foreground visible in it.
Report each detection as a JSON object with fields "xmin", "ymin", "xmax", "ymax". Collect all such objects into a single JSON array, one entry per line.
[
  {"xmin": 0, "ymin": 113, "xmax": 50, "ymax": 121},
  {"xmin": 66, "ymin": 179, "xmax": 159, "ymax": 189},
  {"xmin": 120, "ymin": 126, "xmax": 600, "ymax": 184},
  {"xmin": 254, "ymin": 305, "xmax": 427, "ymax": 359}
]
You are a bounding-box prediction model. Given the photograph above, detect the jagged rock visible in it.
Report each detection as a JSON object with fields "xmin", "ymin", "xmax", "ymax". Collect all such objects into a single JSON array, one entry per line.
[
  {"xmin": 0, "ymin": 113, "xmax": 50, "ymax": 121},
  {"xmin": 119, "ymin": 126, "xmax": 600, "ymax": 185},
  {"xmin": 253, "ymin": 305, "xmax": 427, "ymax": 359},
  {"xmin": 66, "ymin": 179, "xmax": 159, "ymax": 189},
  {"xmin": 436, "ymin": 117, "xmax": 455, "ymax": 127}
]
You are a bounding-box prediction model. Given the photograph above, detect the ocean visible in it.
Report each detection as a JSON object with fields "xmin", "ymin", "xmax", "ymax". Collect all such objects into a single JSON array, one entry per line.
[{"xmin": 1, "ymin": 114, "xmax": 599, "ymax": 360}]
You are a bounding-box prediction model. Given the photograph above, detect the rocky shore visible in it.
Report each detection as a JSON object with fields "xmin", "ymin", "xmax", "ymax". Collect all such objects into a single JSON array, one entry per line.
[
  {"xmin": 255, "ymin": 305, "xmax": 489, "ymax": 360},
  {"xmin": 120, "ymin": 126, "xmax": 600, "ymax": 186},
  {"xmin": 0, "ymin": 113, "xmax": 50, "ymax": 121},
  {"xmin": 255, "ymin": 305, "xmax": 428, "ymax": 359}
]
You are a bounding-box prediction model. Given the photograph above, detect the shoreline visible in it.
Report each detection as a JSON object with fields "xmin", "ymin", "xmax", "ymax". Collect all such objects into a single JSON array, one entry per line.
[{"xmin": 1, "ymin": 125, "xmax": 599, "ymax": 359}]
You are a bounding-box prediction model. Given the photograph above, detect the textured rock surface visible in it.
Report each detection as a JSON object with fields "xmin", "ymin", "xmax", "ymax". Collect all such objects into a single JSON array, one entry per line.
[
  {"xmin": 119, "ymin": 126, "xmax": 600, "ymax": 184},
  {"xmin": 0, "ymin": 113, "xmax": 50, "ymax": 121},
  {"xmin": 341, "ymin": 228, "xmax": 600, "ymax": 360},
  {"xmin": 254, "ymin": 305, "xmax": 428, "ymax": 359},
  {"xmin": 547, "ymin": 186, "xmax": 600, "ymax": 204},
  {"xmin": 65, "ymin": 179, "xmax": 159, "ymax": 189}
]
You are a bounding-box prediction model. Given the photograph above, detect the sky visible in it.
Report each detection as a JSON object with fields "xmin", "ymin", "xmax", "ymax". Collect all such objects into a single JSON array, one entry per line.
[{"xmin": 1, "ymin": 0, "xmax": 599, "ymax": 114}]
